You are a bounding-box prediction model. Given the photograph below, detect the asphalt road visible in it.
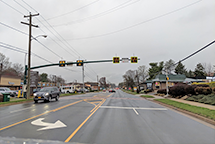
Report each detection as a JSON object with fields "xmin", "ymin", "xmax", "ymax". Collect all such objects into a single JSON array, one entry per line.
[{"xmin": 0, "ymin": 90, "xmax": 214, "ymax": 144}]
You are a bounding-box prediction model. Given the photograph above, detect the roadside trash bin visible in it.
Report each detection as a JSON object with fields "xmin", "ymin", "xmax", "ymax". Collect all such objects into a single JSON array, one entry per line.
[
  {"xmin": 0, "ymin": 93, "xmax": 3, "ymax": 102},
  {"xmin": 2, "ymin": 93, "xmax": 10, "ymax": 102}
]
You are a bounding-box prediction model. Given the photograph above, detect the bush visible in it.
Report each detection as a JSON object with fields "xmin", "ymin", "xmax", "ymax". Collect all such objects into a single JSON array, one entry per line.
[
  {"xmin": 212, "ymin": 87, "xmax": 215, "ymax": 93},
  {"xmin": 195, "ymin": 87, "xmax": 212, "ymax": 95},
  {"xmin": 169, "ymin": 83, "xmax": 186, "ymax": 98},
  {"xmin": 186, "ymin": 94, "xmax": 215, "ymax": 105},
  {"xmin": 144, "ymin": 89, "xmax": 153, "ymax": 94},
  {"xmin": 157, "ymin": 89, "xmax": 167, "ymax": 95},
  {"xmin": 185, "ymin": 85, "xmax": 197, "ymax": 95}
]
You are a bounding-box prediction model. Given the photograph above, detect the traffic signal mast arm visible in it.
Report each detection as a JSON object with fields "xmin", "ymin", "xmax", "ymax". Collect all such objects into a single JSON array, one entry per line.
[{"xmin": 29, "ymin": 58, "xmax": 140, "ymax": 70}]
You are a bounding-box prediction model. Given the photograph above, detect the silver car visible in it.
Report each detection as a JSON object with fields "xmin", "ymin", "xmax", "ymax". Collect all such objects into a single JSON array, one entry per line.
[{"xmin": 0, "ymin": 87, "xmax": 15, "ymax": 97}]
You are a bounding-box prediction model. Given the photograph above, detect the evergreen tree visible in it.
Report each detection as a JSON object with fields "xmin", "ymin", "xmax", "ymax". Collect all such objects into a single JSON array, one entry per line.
[
  {"xmin": 175, "ymin": 61, "xmax": 187, "ymax": 74},
  {"xmin": 194, "ymin": 63, "xmax": 206, "ymax": 77}
]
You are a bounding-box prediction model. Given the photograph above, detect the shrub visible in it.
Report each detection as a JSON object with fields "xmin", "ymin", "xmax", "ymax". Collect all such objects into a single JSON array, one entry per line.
[
  {"xmin": 185, "ymin": 85, "xmax": 197, "ymax": 95},
  {"xmin": 212, "ymin": 87, "xmax": 215, "ymax": 93},
  {"xmin": 169, "ymin": 83, "xmax": 186, "ymax": 98},
  {"xmin": 195, "ymin": 87, "xmax": 212, "ymax": 95},
  {"xmin": 194, "ymin": 84, "xmax": 210, "ymax": 87},
  {"xmin": 157, "ymin": 89, "xmax": 167, "ymax": 95},
  {"xmin": 209, "ymin": 82, "xmax": 215, "ymax": 88}
]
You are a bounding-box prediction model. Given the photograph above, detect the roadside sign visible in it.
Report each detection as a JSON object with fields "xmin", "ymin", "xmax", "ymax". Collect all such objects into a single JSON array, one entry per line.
[
  {"xmin": 121, "ymin": 58, "xmax": 129, "ymax": 63},
  {"xmin": 67, "ymin": 62, "xmax": 73, "ymax": 66},
  {"xmin": 30, "ymin": 71, "xmax": 39, "ymax": 87}
]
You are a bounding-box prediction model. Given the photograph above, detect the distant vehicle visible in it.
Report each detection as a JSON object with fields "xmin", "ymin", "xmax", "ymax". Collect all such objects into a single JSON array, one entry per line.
[
  {"xmin": 0, "ymin": 87, "xmax": 16, "ymax": 97},
  {"xmin": 33, "ymin": 87, "xmax": 60, "ymax": 103},
  {"xmin": 33, "ymin": 88, "xmax": 41, "ymax": 94},
  {"xmin": 109, "ymin": 89, "xmax": 116, "ymax": 93},
  {"xmin": 60, "ymin": 85, "xmax": 75, "ymax": 93}
]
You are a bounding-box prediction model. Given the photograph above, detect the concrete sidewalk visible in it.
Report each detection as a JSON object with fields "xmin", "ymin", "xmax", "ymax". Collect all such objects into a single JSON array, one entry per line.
[{"xmin": 136, "ymin": 94, "xmax": 215, "ymax": 110}]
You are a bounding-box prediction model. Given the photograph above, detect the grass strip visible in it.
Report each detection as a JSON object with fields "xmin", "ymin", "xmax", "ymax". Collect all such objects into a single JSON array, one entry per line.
[
  {"xmin": 121, "ymin": 89, "xmax": 137, "ymax": 95},
  {"xmin": 141, "ymin": 95, "xmax": 154, "ymax": 98},
  {"xmin": 155, "ymin": 99, "xmax": 215, "ymax": 121},
  {"xmin": 0, "ymin": 99, "xmax": 33, "ymax": 105}
]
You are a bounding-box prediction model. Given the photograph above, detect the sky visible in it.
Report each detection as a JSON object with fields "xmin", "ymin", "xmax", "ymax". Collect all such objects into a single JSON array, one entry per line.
[{"xmin": 0, "ymin": 0, "xmax": 214, "ymax": 85}]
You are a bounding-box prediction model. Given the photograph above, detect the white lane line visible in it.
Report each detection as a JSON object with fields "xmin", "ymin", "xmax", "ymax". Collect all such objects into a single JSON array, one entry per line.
[
  {"xmin": 10, "ymin": 107, "xmax": 34, "ymax": 113},
  {"xmin": 100, "ymin": 106, "xmax": 167, "ymax": 110},
  {"xmin": 133, "ymin": 108, "xmax": 139, "ymax": 115}
]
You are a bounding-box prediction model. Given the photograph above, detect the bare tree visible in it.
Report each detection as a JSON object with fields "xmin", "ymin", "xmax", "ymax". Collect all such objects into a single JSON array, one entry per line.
[
  {"xmin": 123, "ymin": 70, "xmax": 136, "ymax": 89},
  {"xmin": 99, "ymin": 77, "xmax": 106, "ymax": 88},
  {"xmin": 137, "ymin": 65, "xmax": 148, "ymax": 82},
  {"xmin": 49, "ymin": 74, "xmax": 57, "ymax": 83},
  {"xmin": 0, "ymin": 53, "xmax": 11, "ymax": 72},
  {"xmin": 203, "ymin": 63, "xmax": 213, "ymax": 76},
  {"xmin": 12, "ymin": 63, "xmax": 24, "ymax": 76},
  {"xmin": 164, "ymin": 59, "xmax": 175, "ymax": 74}
]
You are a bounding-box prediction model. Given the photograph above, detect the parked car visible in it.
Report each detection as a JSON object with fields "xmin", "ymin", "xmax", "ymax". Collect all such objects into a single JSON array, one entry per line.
[
  {"xmin": 0, "ymin": 87, "xmax": 16, "ymax": 97},
  {"xmin": 109, "ymin": 89, "xmax": 116, "ymax": 93},
  {"xmin": 33, "ymin": 87, "xmax": 60, "ymax": 103}
]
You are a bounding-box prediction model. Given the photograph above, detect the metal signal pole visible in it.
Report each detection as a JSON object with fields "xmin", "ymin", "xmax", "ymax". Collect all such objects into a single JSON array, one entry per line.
[
  {"xmin": 82, "ymin": 65, "xmax": 85, "ymax": 93},
  {"xmin": 21, "ymin": 12, "xmax": 39, "ymax": 99}
]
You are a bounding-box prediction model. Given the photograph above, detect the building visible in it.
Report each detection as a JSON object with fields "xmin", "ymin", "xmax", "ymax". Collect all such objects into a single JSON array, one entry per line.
[
  {"xmin": 0, "ymin": 71, "xmax": 22, "ymax": 90},
  {"xmin": 141, "ymin": 74, "xmax": 187, "ymax": 90}
]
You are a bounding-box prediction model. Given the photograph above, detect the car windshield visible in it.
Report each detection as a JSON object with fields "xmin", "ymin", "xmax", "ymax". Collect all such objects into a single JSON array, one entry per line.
[
  {"xmin": 39, "ymin": 88, "xmax": 51, "ymax": 92},
  {"xmin": 5, "ymin": 88, "xmax": 11, "ymax": 91}
]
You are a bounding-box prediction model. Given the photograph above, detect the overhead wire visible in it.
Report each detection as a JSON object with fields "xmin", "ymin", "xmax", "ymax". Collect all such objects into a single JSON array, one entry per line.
[
  {"xmin": 21, "ymin": 0, "xmax": 99, "ymax": 77},
  {"xmin": 36, "ymin": 0, "xmax": 100, "ymax": 21},
  {"xmin": 0, "ymin": 0, "xmax": 24, "ymax": 15},
  {"xmin": 63, "ymin": 0, "xmax": 203, "ymax": 41},
  {"xmin": 48, "ymin": 0, "xmax": 136, "ymax": 27},
  {"xmin": 0, "ymin": 42, "xmax": 77, "ymax": 72}
]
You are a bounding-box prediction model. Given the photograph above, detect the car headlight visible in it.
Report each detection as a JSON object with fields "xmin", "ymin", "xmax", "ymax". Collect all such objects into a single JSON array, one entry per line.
[
  {"xmin": 45, "ymin": 93, "xmax": 49, "ymax": 96},
  {"xmin": 33, "ymin": 93, "xmax": 37, "ymax": 96}
]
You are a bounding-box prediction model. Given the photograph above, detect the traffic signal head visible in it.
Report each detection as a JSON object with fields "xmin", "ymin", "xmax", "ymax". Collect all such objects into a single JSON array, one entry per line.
[
  {"xmin": 130, "ymin": 57, "xmax": 138, "ymax": 63},
  {"xmin": 59, "ymin": 60, "xmax": 66, "ymax": 67},
  {"xmin": 166, "ymin": 76, "xmax": 169, "ymax": 81},
  {"xmin": 77, "ymin": 60, "xmax": 83, "ymax": 66},
  {"xmin": 113, "ymin": 57, "xmax": 120, "ymax": 64}
]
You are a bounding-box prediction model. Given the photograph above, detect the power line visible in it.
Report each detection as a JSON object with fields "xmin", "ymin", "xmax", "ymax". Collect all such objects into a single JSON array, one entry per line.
[
  {"xmin": 22, "ymin": 0, "xmax": 98, "ymax": 76},
  {"xmin": 63, "ymin": 0, "xmax": 202, "ymax": 41},
  {"xmin": 48, "ymin": 0, "xmax": 136, "ymax": 27},
  {"xmin": 174, "ymin": 40, "xmax": 215, "ymax": 66},
  {"xmin": 0, "ymin": 0, "xmax": 24, "ymax": 15},
  {"xmin": 0, "ymin": 42, "xmax": 77, "ymax": 72},
  {"xmin": 39, "ymin": 0, "xmax": 100, "ymax": 21},
  {"xmin": 0, "ymin": 22, "xmax": 28, "ymax": 35},
  {"xmin": 13, "ymin": 0, "xmax": 29, "ymax": 12}
]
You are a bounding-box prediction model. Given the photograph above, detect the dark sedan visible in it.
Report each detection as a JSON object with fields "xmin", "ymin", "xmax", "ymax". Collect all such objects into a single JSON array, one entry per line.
[
  {"xmin": 109, "ymin": 89, "xmax": 116, "ymax": 93},
  {"xmin": 33, "ymin": 87, "xmax": 60, "ymax": 103}
]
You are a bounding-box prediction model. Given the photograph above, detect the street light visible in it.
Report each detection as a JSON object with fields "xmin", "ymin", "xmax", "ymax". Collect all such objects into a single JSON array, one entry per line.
[{"xmin": 24, "ymin": 34, "xmax": 47, "ymax": 99}]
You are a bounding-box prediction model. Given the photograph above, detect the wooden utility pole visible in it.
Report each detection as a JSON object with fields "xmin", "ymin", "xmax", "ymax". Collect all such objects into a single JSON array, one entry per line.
[{"xmin": 21, "ymin": 12, "xmax": 39, "ymax": 99}]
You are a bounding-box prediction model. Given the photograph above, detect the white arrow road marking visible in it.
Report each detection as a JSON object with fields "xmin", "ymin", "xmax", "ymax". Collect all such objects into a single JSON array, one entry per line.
[{"xmin": 31, "ymin": 118, "xmax": 67, "ymax": 131}]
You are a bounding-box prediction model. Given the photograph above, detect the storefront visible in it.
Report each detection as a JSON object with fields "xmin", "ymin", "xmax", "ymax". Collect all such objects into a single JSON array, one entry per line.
[{"xmin": 0, "ymin": 74, "xmax": 22, "ymax": 90}]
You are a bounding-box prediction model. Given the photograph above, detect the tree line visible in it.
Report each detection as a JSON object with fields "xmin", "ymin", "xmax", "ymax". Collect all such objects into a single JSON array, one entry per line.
[
  {"xmin": 119, "ymin": 59, "xmax": 213, "ymax": 89},
  {"xmin": 0, "ymin": 52, "xmax": 65, "ymax": 83}
]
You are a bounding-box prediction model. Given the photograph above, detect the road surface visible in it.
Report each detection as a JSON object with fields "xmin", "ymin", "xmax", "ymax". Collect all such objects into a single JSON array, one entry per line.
[{"xmin": 0, "ymin": 90, "xmax": 214, "ymax": 143}]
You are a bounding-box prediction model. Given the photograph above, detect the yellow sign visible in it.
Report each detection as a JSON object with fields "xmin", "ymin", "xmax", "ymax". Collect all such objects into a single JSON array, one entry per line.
[
  {"xmin": 113, "ymin": 57, "xmax": 120, "ymax": 63},
  {"xmin": 131, "ymin": 56, "xmax": 138, "ymax": 63},
  {"xmin": 77, "ymin": 60, "xmax": 83, "ymax": 66},
  {"xmin": 59, "ymin": 60, "xmax": 66, "ymax": 67}
]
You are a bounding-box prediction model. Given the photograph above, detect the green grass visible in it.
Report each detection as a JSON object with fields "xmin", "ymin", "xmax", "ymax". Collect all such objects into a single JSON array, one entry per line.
[
  {"xmin": 141, "ymin": 95, "xmax": 154, "ymax": 98},
  {"xmin": 155, "ymin": 99, "xmax": 215, "ymax": 121},
  {"xmin": 121, "ymin": 89, "xmax": 137, "ymax": 95},
  {"xmin": 0, "ymin": 98, "xmax": 33, "ymax": 105}
]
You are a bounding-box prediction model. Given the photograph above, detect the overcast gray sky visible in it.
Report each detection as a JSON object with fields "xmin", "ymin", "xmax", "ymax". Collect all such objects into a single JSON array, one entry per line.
[{"xmin": 0, "ymin": 0, "xmax": 214, "ymax": 85}]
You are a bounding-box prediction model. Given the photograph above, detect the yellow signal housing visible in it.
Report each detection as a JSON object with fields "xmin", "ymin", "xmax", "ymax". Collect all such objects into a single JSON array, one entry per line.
[
  {"xmin": 77, "ymin": 60, "xmax": 83, "ymax": 66},
  {"xmin": 130, "ymin": 57, "xmax": 138, "ymax": 63},
  {"xmin": 59, "ymin": 60, "xmax": 66, "ymax": 67},
  {"xmin": 113, "ymin": 57, "xmax": 120, "ymax": 63}
]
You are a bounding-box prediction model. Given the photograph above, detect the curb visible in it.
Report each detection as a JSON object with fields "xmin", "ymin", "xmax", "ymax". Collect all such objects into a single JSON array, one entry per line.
[
  {"xmin": 151, "ymin": 99, "xmax": 215, "ymax": 126},
  {"xmin": 0, "ymin": 100, "xmax": 33, "ymax": 107}
]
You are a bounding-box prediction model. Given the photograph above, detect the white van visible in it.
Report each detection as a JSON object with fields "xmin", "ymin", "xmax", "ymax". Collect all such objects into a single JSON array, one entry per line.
[{"xmin": 60, "ymin": 85, "xmax": 75, "ymax": 93}]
